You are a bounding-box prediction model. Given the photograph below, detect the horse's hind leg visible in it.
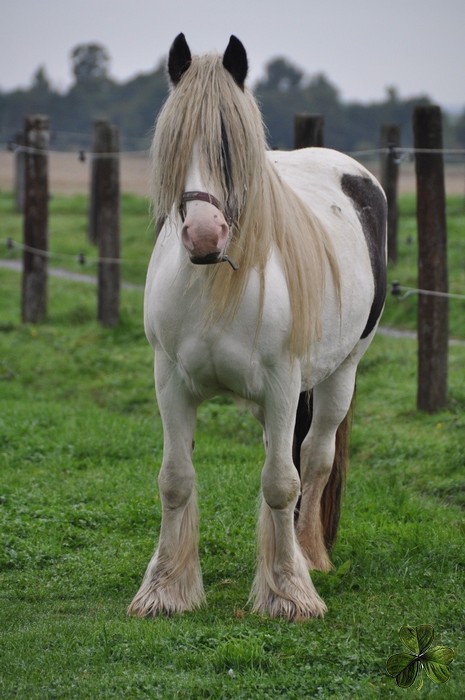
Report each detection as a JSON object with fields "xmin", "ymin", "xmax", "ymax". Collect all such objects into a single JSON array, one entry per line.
[
  {"xmin": 128, "ymin": 353, "xmax": 204, "ymax": 616},
  {"xmin": 296, "ymin": 357, "xmax": 358, "ymax": 572},
  {"xmin": 251, "ymin": 365, "xmax": 327, "ymax": 620}
]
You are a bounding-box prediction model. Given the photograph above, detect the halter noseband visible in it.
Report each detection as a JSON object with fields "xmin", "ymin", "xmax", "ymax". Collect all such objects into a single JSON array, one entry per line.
[
  {"xmin": 179, "ymin": 190, "xmax": 233, "ymax": 227},
  {"xmin": 179, "ymin": 190, "xmax": 239, "ymax": 270}
]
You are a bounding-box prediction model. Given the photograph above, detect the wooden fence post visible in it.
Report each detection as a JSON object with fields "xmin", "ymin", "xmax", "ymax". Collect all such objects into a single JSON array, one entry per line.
[
  {"xmin": 90, "ymin": 119, "xmax": 121, "ymax": 327},
  {"xmin": 413, "ymin": 105, "xmax": 448, "ymax": 412},
  {"xmin": 15, "ymin": 131, "xmax": 26, "ymax": 212},
  {"xmin": 380, "ymin": 124, "xmax": 400, "ymax": 263},
  {"xmin": 294, "ymin": 114, "xmax": 324, "ymax": 148},
  {"xmin": 21, "ymin": 115, "xmax": 49, "ymax": 324}
]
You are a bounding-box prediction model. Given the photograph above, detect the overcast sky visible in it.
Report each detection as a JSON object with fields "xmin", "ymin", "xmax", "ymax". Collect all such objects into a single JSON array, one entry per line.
[{"xmin": 1, "ymin": 0, "xmax": 464, "ymax": 109}]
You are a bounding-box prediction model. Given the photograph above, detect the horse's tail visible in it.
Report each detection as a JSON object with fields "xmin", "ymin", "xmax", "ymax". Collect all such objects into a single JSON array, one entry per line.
[{"xmin": 293, "ymin": 390, "xmax": 354, "ymax": 551}]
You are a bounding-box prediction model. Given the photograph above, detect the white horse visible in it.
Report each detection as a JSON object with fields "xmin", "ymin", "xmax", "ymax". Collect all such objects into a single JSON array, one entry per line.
[{"xmin": 128, "ymin": 34, "xmax": 387, "ymax": 620}]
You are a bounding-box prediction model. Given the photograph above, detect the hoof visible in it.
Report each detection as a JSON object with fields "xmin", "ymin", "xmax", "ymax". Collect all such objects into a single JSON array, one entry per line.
[
  {"xmin": 128, "ymin": 553, "xmax": 205, "ymax": 617},
  {"xmin": 250, "ymin": 567, "xmax": 327, "ymax": 621},
  {"xmin": 252, "ymin": 589, "xmax": 327, "ymax": 620},
  {"xmin": 127, "ymin": 589, "xmax": 201, "ymax": 617}
]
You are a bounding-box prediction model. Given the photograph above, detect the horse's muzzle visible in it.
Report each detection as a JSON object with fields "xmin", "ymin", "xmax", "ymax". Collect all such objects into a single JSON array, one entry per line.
[{"xmin": 190, "ymin": 253, "xmax": 239, "ymax": 271}]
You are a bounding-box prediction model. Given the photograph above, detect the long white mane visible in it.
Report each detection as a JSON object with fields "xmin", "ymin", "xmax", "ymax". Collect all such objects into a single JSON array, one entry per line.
[{"xmin": 151, "ymin": 52, "xmax": 339, "ymax": 356}]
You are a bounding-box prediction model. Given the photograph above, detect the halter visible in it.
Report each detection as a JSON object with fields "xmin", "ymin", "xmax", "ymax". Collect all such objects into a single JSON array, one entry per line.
[
  {"xmin": 179, "ymin": 191, "xmax": 234, "ymax": 227},
  {"xmin": 179, "ymin": 190, "xmax": 239, "ymax": 270}
]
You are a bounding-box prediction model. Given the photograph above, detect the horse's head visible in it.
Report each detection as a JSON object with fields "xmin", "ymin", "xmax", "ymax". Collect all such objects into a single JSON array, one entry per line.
[
  {"xmin": 166, "ymin": 34, "xmax": 248, "ymax": 270},
  {"xmin": 152, "ymin": 34, "xmax": 269, "ymax": 280}
]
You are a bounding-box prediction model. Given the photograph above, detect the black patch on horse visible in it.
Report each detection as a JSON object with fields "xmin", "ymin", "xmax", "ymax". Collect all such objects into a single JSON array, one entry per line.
[
  {"xmin": 292, "ymin": 391, "xmax": 313, "ymax": 521},
  {"xmin": 220, "ymin": 116, "xmax": 233, "ymax": 195},
  {"xmin": 341, "ymin": 174, "xmax": 387, "ymax": 338},
  {"xmin": 293, "ymin": 391, "xmax": 313, "ymax": 475}
]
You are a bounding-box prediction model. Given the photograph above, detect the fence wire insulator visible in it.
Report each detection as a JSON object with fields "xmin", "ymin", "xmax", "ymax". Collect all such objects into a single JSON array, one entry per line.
[
  {"xmin": 388, "ymin": 142, "xmax": 400, "ymax": 164},
  {"xmin": 78, "ymin": 150, "xmax": 86, "ymax": 163},
  {"xmin": 77, "ymin": 252, "xmax": 86, "ymax": 265},
  {"xmin": 390, "ymin": 281, "xmax": 465, "ymax": 302}
]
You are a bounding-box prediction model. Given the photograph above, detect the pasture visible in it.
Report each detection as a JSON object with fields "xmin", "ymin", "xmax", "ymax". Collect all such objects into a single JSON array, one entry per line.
[{"xmin": 1, "ymin": 191, "xmax": 464, "ymax": 697}]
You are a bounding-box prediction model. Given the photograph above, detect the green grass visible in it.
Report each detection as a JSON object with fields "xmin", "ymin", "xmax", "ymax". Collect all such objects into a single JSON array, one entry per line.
[
  {"xmin": 0, "ymin": 192, "xmax": 153, "ymax": 285},
  {"xmin": 382, "ymin": 194, "xmax": 465, "ymax": 339},
  {"xmin": 1, "ymin": 192, "xmax": 464, "ymax": 698}
]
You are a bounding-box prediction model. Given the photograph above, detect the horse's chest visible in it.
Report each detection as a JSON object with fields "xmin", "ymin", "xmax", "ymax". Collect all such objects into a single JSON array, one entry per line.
[
  {"xmin": 174, "ymin": 331, "xmax": 263, "ymax": 400},
  {"xmin": 146, "ymin": 266, "xmax": 284, "ymax": 401}
]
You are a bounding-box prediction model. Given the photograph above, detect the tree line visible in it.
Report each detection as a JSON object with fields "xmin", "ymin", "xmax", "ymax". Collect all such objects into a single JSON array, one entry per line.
[{"xmin": 1, "ymin": 43, "xmax": 464, "ymax": 152}]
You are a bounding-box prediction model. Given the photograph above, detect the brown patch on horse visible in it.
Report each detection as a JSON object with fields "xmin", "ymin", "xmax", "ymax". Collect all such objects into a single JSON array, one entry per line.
[{"xmin": 320, "ymin": 394, "xmax": 355, "ymax": 550}]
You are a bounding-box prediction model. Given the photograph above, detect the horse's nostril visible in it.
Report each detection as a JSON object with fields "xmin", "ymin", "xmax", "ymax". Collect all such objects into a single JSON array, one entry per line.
[{"xmin": 181, "ymin": 224, "xmax": 194, "ymax": 251}]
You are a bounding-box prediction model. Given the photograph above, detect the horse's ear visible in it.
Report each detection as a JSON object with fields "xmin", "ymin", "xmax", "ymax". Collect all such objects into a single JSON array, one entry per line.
[
  {"xmin": 223, "ymin": 35, "xmax": 248, "ymax": 88},
  {"xmin": 168, "ymin": 33, "xmax": 192, "ymax": 85}
]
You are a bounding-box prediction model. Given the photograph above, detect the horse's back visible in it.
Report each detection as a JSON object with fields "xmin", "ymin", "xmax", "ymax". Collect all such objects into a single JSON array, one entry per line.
[{"xmin": 268, "ymin": 147, "xmax": 385, "ymax": 229}]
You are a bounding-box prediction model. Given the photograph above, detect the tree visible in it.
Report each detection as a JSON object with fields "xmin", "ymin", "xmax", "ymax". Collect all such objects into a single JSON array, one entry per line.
[
  {"xmin": 70, "ymin": 43, "xmax": 111, "ymax": 86},
  {"xmin": 257, "ymin": 58, "xmax": 304, "ymax": 93},
  {"xmin": 386, "ymin": 86, "xmax": 400, "ymax": 104},
  {"xmin": 304, "ymin": 73, "xmax": 340, "ymax": 114},
  {"xmin": 31, "ymin": 66, "xmax": 52, "ymax": 93}
]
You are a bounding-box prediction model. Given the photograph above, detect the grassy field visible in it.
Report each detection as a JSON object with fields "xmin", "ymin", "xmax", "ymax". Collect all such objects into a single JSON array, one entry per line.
[
  {"xmin": 381, "ymin": 195, "xmax": 465, "ymax": 339},
  {"xmin": 1, "ymin": 192, "xmax": 464, "ymax": 698},
  {"xmin": 0, "ymin": 192, "xmax": 153, "ymax": 286}
]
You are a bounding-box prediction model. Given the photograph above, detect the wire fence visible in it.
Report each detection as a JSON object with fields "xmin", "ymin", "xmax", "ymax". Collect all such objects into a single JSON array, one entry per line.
[
  {"xmin": 3, "ymin": 244, "xmax": 465, "ymax": 305},
  {"xmin": 2, "ymin": 140, "xmax": 465, "ymax": 204},
  {"xmin": 3, "ymin": 112, "xmax": 462, "ymax": 409},
  {"xmin": 2, "ymin": 236, "xmax": 125, "ymax": 265},
  {"xmin": 390, "ymin": 281, "xmax": 465, "ymax": 302},
  {"xmin": 2, "ymin": 136, "xmax": 465, "ymax": 302},
  {"xmin": 4, "ymin": 138, "xmax": 465, "ymax": 161}
]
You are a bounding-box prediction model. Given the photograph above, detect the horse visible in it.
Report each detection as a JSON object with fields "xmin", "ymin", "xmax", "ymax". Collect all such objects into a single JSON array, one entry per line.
[{"xmin": 128, "ymin": 33, "xmax": 387, "ymax": 620}]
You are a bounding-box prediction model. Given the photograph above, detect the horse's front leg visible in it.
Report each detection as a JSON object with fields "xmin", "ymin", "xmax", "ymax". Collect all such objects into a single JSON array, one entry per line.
[
  {"xmin": 128, "ymin": 352, "xmax": 204, "ymax": 616},
  {"xmin": 250, "ymin": 365, "xmax": 327, "ymax": 620}
]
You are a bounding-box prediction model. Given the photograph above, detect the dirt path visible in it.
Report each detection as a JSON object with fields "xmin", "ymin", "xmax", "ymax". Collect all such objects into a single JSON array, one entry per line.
[
  {"xmin": 0, "ymin": 259, "xmax": 144, "ymax": 291},
  {"xmin": 0, "ymin": 151, "xmax": 151, "ymax": 197},
  {"xmin": 1, "ymin": 151, "xmax": 464, "ymax": 196}
]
